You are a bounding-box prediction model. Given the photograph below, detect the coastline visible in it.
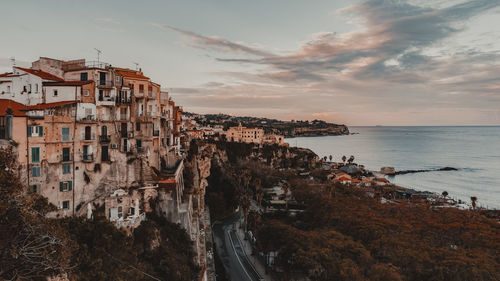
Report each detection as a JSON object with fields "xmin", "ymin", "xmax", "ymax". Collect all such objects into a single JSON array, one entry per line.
[{"xmin": 285, "ymin": 129, "xmax": 500, "ymax": 211}]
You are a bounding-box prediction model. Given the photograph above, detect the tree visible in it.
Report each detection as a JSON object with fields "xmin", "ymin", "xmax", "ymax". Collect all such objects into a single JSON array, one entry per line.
[
  {"xmin": 342, "ymin": 155, "xmax": 347, "ymax": 164},
  {"xmin": 442, "ymin": 191, "xmax": 448, "ymax": 199},
  {"xmin": 0, "ymin": 147, "xmax": 71, "ymax": 280},
  {"xmin": 329, "ymin": 155, "xmax": 333, "ymax": 162},
  {"xmin": 348, "ymin": 155, "xmax": 355, "ymax": 165}
]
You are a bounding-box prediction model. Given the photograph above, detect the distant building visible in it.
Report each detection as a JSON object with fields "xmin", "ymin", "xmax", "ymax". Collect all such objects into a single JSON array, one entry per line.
[{"xmin": 222, "ymin": 123, "xmax": 285, "ymax": 145}]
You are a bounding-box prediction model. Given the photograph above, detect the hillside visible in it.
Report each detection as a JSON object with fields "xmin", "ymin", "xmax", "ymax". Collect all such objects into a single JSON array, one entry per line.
[{"xmin": 185, "ymin": 112, "xmax": 350, "ymax": 137}]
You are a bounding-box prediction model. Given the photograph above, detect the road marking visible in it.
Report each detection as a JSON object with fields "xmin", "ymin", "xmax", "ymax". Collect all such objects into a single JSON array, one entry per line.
[{"xmin": 227, "ymin": 229, "xmax": 254, "ymax": 281}]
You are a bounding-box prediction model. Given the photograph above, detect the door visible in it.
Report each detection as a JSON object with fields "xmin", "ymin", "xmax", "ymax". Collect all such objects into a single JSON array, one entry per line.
[
  {"xmin": 85, "ymin": 126, "xmax": 91, "ymax": 140},
  {"xmin": 83, "ymin": 145, "xmax": 88, "ymax": 158},
  {"xmin": 121, "ymin": 123, "xmax": 127, "ymax": 137},
  {"xmin": 101, "ymin": 145, "xmax": 109, "ymax": 161},
  {"xmin": 99, "ymin": 72, "xmax": 106, "ymax": 85}
]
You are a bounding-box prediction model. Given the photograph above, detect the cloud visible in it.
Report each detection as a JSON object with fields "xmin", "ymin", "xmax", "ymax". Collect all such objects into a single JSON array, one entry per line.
[
  {"xmin": 152, "ymin": 23, "xmax": 275, "ymax": 57},
  {"xmin": 160, "ymin": 0, "xmax": 500, "ymax": 125}
]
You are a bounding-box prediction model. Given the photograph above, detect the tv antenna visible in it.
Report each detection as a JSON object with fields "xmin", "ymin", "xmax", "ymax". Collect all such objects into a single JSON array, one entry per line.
[
  {"xmin": 133, "ymin": 62, "xmax": 139, "ymax": 70},
  {"xmin": 94, "ymin": 48, "xmax": 102, "ymax": 63}
]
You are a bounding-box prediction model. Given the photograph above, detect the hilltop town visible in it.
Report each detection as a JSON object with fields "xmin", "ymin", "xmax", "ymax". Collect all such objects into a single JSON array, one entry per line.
[{"xmin": 1, "ymin": 57, "xmax": 500, "ymax": 281}]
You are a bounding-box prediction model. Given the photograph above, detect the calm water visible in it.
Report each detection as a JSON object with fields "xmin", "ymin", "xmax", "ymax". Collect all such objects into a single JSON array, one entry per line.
[{"xmin": 286, "ymin": 126, "xmax": 500, "ymax": 209}]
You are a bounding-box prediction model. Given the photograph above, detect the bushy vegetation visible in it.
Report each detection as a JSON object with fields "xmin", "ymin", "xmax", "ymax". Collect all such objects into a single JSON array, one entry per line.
[
  {"xmin": 254, "ymin": 175, "xmax": 500, "ymax": 281},
  {"xmin": 0, "ymin": 148, "xmax": 198, "ymax": 281}
]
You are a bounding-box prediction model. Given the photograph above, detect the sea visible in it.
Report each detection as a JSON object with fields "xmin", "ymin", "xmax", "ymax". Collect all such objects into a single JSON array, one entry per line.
[{"xmin": 285, "ymin": 126, "xmax": 500, "ymax": 209}]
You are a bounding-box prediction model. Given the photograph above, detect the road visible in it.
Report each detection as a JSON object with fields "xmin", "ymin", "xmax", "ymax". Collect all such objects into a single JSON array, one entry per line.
[{"xmin": 213, "ymin": 213, "xmax": 262, "ymax": 281}]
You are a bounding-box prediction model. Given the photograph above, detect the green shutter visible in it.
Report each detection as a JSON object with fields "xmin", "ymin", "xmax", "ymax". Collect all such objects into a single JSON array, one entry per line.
[
  {"xmin": 59, "ymin": 182, "xmax": 63, "ymax": 192},
  {"xmin": 38, "ymin": 126, "xmax": 43, "ymax": 136},
  {"xmin": 68, "ymin": 181, "xmax": 72, "ymax": 191},
  {"xmin": 28, "ymin": 126, "xmax": 32, "ymax": 137}
]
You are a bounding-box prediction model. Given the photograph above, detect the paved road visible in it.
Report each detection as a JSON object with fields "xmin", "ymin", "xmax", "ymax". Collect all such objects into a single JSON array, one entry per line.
[{"xmin": 213, "ymin": 213, "xmax": 262, "ymax": 281}]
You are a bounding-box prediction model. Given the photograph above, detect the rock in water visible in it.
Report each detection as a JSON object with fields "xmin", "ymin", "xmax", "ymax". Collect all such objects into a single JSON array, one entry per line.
[{"xmin": 380, "ymin": 167, "xmax": 396, "ymax": 175}]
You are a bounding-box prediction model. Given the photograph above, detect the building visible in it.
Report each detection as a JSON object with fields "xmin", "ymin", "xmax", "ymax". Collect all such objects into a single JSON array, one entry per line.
[{"xmin": 222, "ymin": 123, "xmax": 285, "ymax": 145}]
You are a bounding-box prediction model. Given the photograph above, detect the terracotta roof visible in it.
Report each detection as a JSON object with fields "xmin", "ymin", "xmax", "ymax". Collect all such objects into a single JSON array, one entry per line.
[
  {"xmin": 26, "ymin": 100, "xmax": 76, "ymax": 110},
  {"xmin": 15, "ymin": 67, "xmax": 63, "ymax": 81},
  {"xmin": 43, "ymin": 81, "xmax": 93, "ymax": 86},
  {"xmin": 0, "ymin": 72, "xmax": 12, "ymax": 78},
  {"xmin": 115, "ymin": 69, "xmax": 150, "ymax": 80},
  {"xmin": 0, "ymin": 99, "xmax": 27, "ymax": 117}
]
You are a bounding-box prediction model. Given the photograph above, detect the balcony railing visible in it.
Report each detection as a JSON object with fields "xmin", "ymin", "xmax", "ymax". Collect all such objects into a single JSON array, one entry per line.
[
  {"xmin": 97, "ymin": 80, "xmax": 113, "ymax": 87},
  {"xmin": 99, "ymin": 135, "xmax": 111, "ymax": 143},
  {"xmin": 82, "ymin": 154, "xmax": 94, "ymax": 162},
  {"xmin": 82, "ymin": 133, "xmax": 96, "ymax": 141},
  {"xmin": 61, "ymin": 155, "xmax": 73, "ymax": 163},
  {"xmin": 98, "ymin": 95, "xmax": 115, "ymax": 102},
  {"xmin": 85, "ymin": 61, "xmax": 111, "ymax": 69},
  {"xmin": 79, "ymin": 115, "xmax": 96, "ymax": 122}
]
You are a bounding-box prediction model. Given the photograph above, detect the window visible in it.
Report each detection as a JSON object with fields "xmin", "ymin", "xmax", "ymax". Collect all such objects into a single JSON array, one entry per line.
[
  {"xmin": 136, "ymin": 139, "xmax": 142, "ymax": 148},
  {"xmin": 28, "ymin": 126, "xmax": 43, "ymax": 137},
  {"xmin": 62, "ymin": 127, "xmax": 70, "ymax": 142},
  {"xmin": 136, "ymin": 122, "xmax": 141, "ymax": 131},
  {"xmin": 117, "ymin": 197, "xmax": 123, "ymax": 203},
  {"xmin": 139, "ymin": 84, "xmax": 144, "ymax": 93},
  {"xmin": 59, "ymin": 181, "xmax": 73, "ymax": 192},
  {"xmin": 6, "ymin": 86, "xmax": 10, "ymax": 93},
  {"xmin": 129, "ymin": 207, "xmax": 135, "ymax": 215},
  {"xmin": 62, "ymin": 200, "xmax": 70, "ymax": 210},
  {"xmin": 35, "ymin": 84, "xmax": 38, "ymax": 93},
  {"xmin": 118, "ymin": 206, "xmax": 123, "ymax": 218},
  {"xmin": 29, "ymin": 184, "xmax": 40, "ymax": 193},
  {"xmin": 32, "ymin": 166, "xmax": 41, "ymax": 177},
  {"xmin": 31, "ymin": 147, "xmax": 40, "ymax": 163},
  {"xmin": 80, "ymin": 72, "xmax": 88, "ymax": 81},
  {"xmin": 28, "ymin": 84, "xmax": 31, "ymax": 93},
  {"xmin": 62, "ymin": 147, "xmax": 70, "ymax": 162},
  {"xmin": 53, "ymin": 90, "xmax": 58, "ymax": 96},
  {"xmin": 62, "ymin": 164, "xmax": 71, "ymax": 174}
]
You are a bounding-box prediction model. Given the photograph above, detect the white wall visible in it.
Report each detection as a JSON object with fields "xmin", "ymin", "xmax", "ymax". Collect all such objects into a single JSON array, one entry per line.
[
  {"xmin": 76, "ymin": 103, "xmax": 96, "ymax": 121},
  {"xmin": 44, "ymin": 86, "xmax": 80, "ymax": 103},
  {"xmin": 0, "ymin": 72, "xmax": 43, "ymax": 105}
]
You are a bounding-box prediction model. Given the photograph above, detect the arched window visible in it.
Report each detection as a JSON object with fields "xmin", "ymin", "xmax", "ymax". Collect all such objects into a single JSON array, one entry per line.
[{"xmin": 101, "ymin": 125, "xmax": 107, "ymax": 136}]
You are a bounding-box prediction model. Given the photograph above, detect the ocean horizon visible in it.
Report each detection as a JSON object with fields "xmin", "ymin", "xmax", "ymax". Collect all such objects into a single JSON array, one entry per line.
[{"xmin": 286, "ymin": 126, "xmax": 500, "ymax": 209}]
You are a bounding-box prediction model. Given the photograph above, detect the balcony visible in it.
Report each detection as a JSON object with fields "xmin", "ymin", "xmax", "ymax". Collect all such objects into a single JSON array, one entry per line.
[
  {"xmin": 99, "ymin": 135, "xmax": 111, "ymax": 143},
  {"xmin": 61, "ymin": 155, "xmax": 73, "ymax": 163},
  {"xmin": 116, "ymin": 96, "xmax": 131, "ymax": 104},
  {"xmin": 97, "ymin": 80, "xmax": 114, "ymax": 88},
  {"xmin": 153, "ymin": 130, "xmax": 159, "ymax": 137},
  {"xmin": 79, "ymin": 115, "xmax": 96, "ymax": 123},
  {"xmin": 135, "ymin": 91, "xmax": 145, "ymax": 98},
  {"xmin": 82, "ymin": 154, "xmax": 94, "ymax": 162}
]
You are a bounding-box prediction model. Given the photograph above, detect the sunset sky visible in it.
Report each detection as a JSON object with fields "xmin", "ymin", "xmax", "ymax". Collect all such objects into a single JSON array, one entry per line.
[{"xmin": 1, "ymin": 0, "xmax": 500, "ymax": 125}]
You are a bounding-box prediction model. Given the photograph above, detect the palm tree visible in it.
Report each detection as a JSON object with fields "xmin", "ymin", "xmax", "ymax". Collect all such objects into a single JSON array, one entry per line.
[
  {"xmin": 442, "ymin": 191, "xmax": 448, "ymax": 198},
  {"xmin": 348, "ymin": 155, "xmax": 355, "ymax": 164},
  {"xmin": 471, "ymin": 196, "xmax": 478, "ymax": 210}
]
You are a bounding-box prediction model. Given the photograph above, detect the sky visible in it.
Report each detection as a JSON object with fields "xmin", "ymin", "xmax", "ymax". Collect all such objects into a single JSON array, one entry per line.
[{"xmin": 1, "ymin": 0, "xmax": 500, "ymax": 126}]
